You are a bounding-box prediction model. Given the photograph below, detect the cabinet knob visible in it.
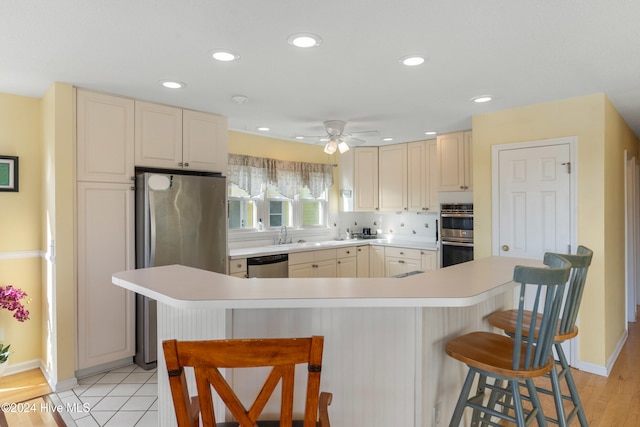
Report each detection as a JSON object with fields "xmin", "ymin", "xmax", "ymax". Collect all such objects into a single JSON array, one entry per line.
[
  {"xmin": 178, "ymin": 162, "xmax": 183, "ymax": 167},
  {"xmin": 184, "ymin": 162, "xmax": 190, "ymax": 167},
  {"xmin": 502, "ymin": 245, "xmax": 510, "ymax": 252},
  {"xmin": 346, "ymin": 250, "xmax": 350, "ymax": 254},
  {"xmin": 337, "ymin": 261, "xmax": 341, "ymax": 264},
  {"xmin": 130, "ymin": 186, "xmax": 135, "ymax": 191},
  {"xmin": 130, "ymin": 176, "xmax": 135, "ymax": 181},
  {"xmin": 400, "ymin": 251, "xmax": 404, "ymax": 255},
  {"xmin": 399, "ymin": 260, "xmax": 405, "ymax": 264},
  {"xmin": 236, "ymin": 263, "xmax": 242, "ymax": 268},
  {"xmin": 358, "ymin": 248, "xmax": 362, "ymax": 252}
]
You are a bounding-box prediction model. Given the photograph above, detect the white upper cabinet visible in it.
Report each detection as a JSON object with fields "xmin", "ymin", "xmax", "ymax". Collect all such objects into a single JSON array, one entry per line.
[
  {"xmin": 378, "ymin": 144, "xmax": 408, "ymax": 211},
  {"xmin": 76, "ymin": 89, "xmax": 135, "ymax": 183},
  {"xmin": 183, "ymin": 109, "xmax": 228, "ymax": 175},
  {"xmin": 135, "ymin": 101, "xmax": 183, "ymax": 169},
  {"xmin": 135, "ymin": 101, "xmax": 228, "ymax": 174},
  {"xmin": 407, "ymin": 140, "xmax": 438, "ymax": 211},
  {"xmin": 354, "ymin": 147, "xmax": 379, "ymax": 211},
  {"xmin": 437, "ymin": 131, "xmax": 472, "ymax": 191}
]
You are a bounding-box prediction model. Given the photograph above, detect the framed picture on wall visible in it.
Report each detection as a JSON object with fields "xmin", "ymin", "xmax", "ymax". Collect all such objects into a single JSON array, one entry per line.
[{"xmin": 0, "ymin": 156, "xmax": 19, "ymax": 192}]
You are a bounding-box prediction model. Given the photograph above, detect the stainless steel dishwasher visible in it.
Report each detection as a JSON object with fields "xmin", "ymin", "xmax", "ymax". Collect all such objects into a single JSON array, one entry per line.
[{"xmin": 247, "ymin": 254, "xmax": 289, "ymax": 278}]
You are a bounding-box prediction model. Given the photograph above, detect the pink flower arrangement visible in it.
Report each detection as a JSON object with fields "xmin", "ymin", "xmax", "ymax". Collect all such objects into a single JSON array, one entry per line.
[{"xmin": 0, "ymin": 285, "xmax": 30, "ymax": 322}]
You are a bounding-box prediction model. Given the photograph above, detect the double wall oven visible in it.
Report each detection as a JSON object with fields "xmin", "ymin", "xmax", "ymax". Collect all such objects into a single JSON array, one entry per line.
[{"xmin": 440, "ymin": 203, "xmax": 474, "ymax": 267}]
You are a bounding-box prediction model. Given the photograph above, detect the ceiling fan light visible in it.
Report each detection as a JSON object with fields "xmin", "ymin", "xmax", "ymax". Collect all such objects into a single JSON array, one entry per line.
[
  {"xmin": 338, "ymin": 141, "xmax": 350, "ymax": 153},
  {"xmin": 324, "ymin": 140, "xmax": 338, "ymax": 154}
]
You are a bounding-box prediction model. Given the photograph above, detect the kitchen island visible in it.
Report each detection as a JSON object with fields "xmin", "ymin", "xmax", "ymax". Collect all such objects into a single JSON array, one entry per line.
[{"xmin": 112, "ymin": 256, "xmax": 541, "ymax": 427}]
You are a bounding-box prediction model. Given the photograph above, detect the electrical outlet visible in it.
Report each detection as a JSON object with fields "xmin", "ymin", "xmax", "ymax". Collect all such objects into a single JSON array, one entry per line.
[{"xmin": 434, "ymin": 402, "xmax": 442, "ymax": 425}]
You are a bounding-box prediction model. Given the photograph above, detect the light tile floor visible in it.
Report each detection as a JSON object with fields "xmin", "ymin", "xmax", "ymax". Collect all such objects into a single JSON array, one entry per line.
[{"xmin": 48, "ymin": 364, "xmax": 158, "ymax": 427}]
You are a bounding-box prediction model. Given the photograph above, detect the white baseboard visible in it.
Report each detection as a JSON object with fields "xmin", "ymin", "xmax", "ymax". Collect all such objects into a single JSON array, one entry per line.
[
  {"xmin": 576, "ymin": 328, "xmax": 628, "ymax": 377},
  {"xmin": 2, "ymin": 358, "xmax": 40, "ymax": 376}
]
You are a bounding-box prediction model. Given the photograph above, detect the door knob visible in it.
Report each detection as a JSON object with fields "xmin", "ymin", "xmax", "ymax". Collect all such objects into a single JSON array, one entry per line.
[{"xmin": 501, "ymin": 245, "xmax": 510, "ymax": 252}]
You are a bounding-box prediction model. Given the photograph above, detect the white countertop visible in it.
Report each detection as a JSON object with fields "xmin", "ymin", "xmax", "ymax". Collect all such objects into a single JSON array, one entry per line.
[
  {"xmin": 112, "ymin": 256, "xmax": 542, "ymax": 310},
  {"xmin": 229, "ymin": 238, "xmax": 438, "ymax": 259}
]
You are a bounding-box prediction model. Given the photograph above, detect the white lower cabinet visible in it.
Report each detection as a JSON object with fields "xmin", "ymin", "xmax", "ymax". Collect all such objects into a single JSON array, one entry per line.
[
  {"xmin": 77, "ymin": 182, "xmax": 135, "ymax": 370},
  {"xmin": 288, "ymin": 249, "xmax": 337, "ymax": 278},
  {"xmin": 384, "ymin": 247, "xmax": 422, "ymax": 277},
  {"xmin": 421, "ymin": 250, "xmax": 438, "ymax": 271},
  {"xmin": 336, "ymin": 246, "xmax": 357, "ymax": 278},
  {"xmin": 356, "ymin": 246, "xmax": 370, "ymax": 277},
  {"xmin": 370, "ymin": 245, "xmax": 386, "ymax": 278},
  {"xmin": 229, "ymin": 258, "xmax": 247, "ymax": 278}
]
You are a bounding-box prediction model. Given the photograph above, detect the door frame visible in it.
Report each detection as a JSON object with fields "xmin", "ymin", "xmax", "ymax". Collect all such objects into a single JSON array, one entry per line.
[
  {"xmin": 491, "ymin": 136, "xmax": 579, "ymax": 361},
  {"xmin": 624, "ymin": 150, "xmax": 639, "ymax": 324}
]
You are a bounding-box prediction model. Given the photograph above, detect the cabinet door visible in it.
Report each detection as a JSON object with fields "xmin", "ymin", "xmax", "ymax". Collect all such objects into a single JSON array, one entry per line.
[
  {"xmin": 289, "ymin": 262, "xmax": 314, "ymax": 278},
  {"xmin": 421, "ymin": 251, "xmax": 438, "ymax": 270},
  {"xmin": 370, "ymin": 245, "xmax": 386, "ymax": 277},
  {"xmin": 135, "ymin": 101, "xmax": 183, "ymax": 169},
  {"xmin": 379, "ymin": 144, "xmax": 408, "ymax": 211},
  {"xmin": 315, "ymin": 259, "xmax": 337, "ymax": 278},
  {"xmin": 356, "ymin": 246, "xmax": 370, "ymax": 278},
  {"xmin": 337, "ymin": 257, "xmax": 357, "ymax": 278},
  {"xmin": 407, "ymin": 141, "xmax": 427, "ymax": 212},
  {"xmin": 427, "ymin": 140, "xmax": 439, "ymax": 210},
  {"xmin": 354, "ymin": 147, "xmax": 379, "ymax": 211},
  {"xmin": 77, "ymin": 90, "xmax": 134, "ymax": 183},
  {"xmin": 183, "ymin": 109, "xmax": 228, "ymax": 174},
  {"xmin": 437, "ymin": 132, "xmax": 467, "ymax": 191},
  {"xmin": 463, "ymin": 131, "xmax": 473, "ymax": 191},
  {"xmin": 77, "ymin": 182, "xmax": 135, "ymax": 369}
]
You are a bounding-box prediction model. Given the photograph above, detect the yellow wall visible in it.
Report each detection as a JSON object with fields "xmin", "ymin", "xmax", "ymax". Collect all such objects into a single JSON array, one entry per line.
[
  {"xmin": 472, "ymin": 93, "xmax": 638, "ymax": 367},
  {"xmin": 0, "ymin": 93, "xmax": 43, "ymax": 365}
]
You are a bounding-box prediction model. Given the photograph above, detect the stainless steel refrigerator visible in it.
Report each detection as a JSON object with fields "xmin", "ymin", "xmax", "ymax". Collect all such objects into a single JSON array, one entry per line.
[{"xmin": 135, "ymin": 169, "xmax": 227, "ymax": 369}]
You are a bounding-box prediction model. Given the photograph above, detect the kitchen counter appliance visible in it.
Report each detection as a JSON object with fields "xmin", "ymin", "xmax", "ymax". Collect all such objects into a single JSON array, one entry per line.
[
  {"xmin": 247, "ymin": 254, "xmax": 289, "ymax": 278},
  {"xmin": 440, "ymin": 203, "xmax": 474, "ymax": 267},
  {"xmin": 135, "ymin": 169, "xmax": 227, "ymax": 369}
]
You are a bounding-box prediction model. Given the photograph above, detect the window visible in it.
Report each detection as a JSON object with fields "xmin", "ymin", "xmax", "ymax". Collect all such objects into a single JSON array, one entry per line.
[
  {"xmin": 228, "ymin": 184, "xmax": 326, "ymax": 230},
  {"xmin": 228, "ymin": 184, "xmax": 257, "ymax": 230},
  {"xmin": 227, "ymin": 154, "xmax": 333, "ymax": 231}
]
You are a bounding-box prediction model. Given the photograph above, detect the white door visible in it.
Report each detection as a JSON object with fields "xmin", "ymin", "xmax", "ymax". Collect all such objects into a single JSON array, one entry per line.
[
  {"xmin": 494, "ymin": 142, "xmax": 572, "ymax": 259},
  {"xmin": 492, "ymin": 138, "xmax": 576, "ymax": 361}
]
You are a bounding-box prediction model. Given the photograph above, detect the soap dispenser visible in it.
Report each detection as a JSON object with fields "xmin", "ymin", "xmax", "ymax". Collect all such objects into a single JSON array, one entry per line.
[{"xmin": 258, "ymin": 218, "xmax": 264, "ymax": 231}]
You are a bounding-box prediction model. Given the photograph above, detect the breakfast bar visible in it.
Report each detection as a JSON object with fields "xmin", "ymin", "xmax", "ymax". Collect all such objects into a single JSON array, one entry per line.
[{"xmin": 112, "ymin": 256, "xmax": 541, "ymax": 427}]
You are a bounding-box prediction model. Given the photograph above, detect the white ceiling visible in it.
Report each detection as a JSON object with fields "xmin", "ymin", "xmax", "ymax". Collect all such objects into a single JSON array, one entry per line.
[{"xmin": 3, "ymin": 0, "xmax": 640, "ymax": 146}]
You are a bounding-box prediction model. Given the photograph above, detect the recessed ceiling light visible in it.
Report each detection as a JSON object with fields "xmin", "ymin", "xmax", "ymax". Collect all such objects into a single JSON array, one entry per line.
[
  {"xmin": 382, "ymin": 137, "xmax": 394, "ymax": 142},
  {"xmin": 257, "ymin": 127, "xmax": 270, "ymax": 132},
  {"xmin": 400, "ymin": 55, "xmax": 425, "ymax": 66},
  {"xmin": 159, "ymin": 80, "xmax": 186, "ymax": 89},
  {"xmin": 295, "ymin": 136, "xmax": 305, "ymax": 140},
  {"xmin": 231, "ymin": 95, "xmax": 249, "ymax": 104},
  {"xmin": 210, "ymin": 49, "xmax": 240, "ymax": 62},
  {"xmin": 471, "ymin": 95, "xmax": 493, "ymax": 103},
  {"xmin": 424, "ymin": 131, "xmax": 437, "ymax": 136},
  {"xmin": 288, "ymin": 33, "xmax": 322, "ymax": 48}
]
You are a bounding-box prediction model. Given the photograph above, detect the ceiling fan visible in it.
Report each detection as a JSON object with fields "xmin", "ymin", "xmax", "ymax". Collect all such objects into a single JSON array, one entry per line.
[{"xmin": 305, "ymin": 120, "xmax": 379, "ymax": 154}]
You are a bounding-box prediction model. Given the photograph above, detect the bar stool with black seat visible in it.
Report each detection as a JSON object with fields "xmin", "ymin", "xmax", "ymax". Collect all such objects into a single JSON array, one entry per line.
[
  {"xmin": 446, "ymin": 253, "xmax": 571, "ymax": 427},
  {"xmin": 487, "ymin": 246, "xmax": 593, "ymax": 427},
  {"xmin": 163, "ymin": 335, "xmax": 332, "ymax": 427}
]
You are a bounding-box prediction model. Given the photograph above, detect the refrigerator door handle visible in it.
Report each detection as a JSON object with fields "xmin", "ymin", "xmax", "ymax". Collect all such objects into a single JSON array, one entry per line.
[{"xmin": 148, "ymin": 191, "xmax": 157, "ymax": 267}]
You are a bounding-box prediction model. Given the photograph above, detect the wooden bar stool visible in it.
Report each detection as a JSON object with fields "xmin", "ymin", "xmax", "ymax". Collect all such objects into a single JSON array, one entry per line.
[
  {"xmin": 487, "ymin": 246, "xmax": 593, "ymax": 426},
  {"xmin": 163, "ymin": 336, "xmax": 332, "ymax": 427},
  {"xmin": 446, "ymin": 253, "xmax": 571, "ymax": 427}
]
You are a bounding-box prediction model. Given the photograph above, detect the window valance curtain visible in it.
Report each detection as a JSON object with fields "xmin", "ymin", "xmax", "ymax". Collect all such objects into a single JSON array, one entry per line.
[{"xmin": 228, "ymin": 154, "xmax": 334, "ymax": 198}]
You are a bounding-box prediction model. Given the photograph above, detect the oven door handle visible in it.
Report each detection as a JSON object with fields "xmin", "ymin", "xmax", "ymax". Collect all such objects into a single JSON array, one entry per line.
[{"xmin": 441, "ymin": 241, "xmax": 474, "ymax": 248}]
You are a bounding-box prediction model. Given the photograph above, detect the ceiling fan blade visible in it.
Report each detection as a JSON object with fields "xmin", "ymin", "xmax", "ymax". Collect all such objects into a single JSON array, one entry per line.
[
  {"xmin": 343, "ymin": 135, "xmax": 367, "ymax": 146},
  {"xmin": 349, "ymin": 130, "xmax": 380, "ymax": 136}
]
